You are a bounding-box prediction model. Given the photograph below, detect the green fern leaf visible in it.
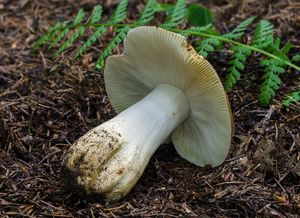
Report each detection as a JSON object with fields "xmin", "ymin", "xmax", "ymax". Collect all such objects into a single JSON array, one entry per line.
[
  {"xmin": 258, "ymin": 58, "xmax": 285, "ymax": 106},
  {"xmin": 225, "ymin": 46, "xmax": 252, "ymax": 91},
  {"xmin": 266, "ymin": 38, "xmax": 291, "ymax": 62},
  {"xmin": 222, "ymin": 17, "xmax": 256, "ymax": 90},
  {"xmin": 33, "ymin": 35, "xmax": 49, "ymax": 49},
  {"xmin": 48, "ymin": 27, "xmax": 70, "ymax": 50},
  {"xmin": 33, "ymin": 22, "xmax": 66, "ymax": 49},
  {"xmin": 252, "ymin": 20, "xmax": 274, "ymax": 49},
  {"xmin": 189, "ymin": 24, "xmax": 216, "ymax": 34},
  {"xmin": 71, "ymin": 9, "xmax": 85, "ymax": 27},
  {"xmin": 183, "ymin": 24, "xmax": 217, "ymax": 38},
  {"xmin": 47, "ymin": 22, "xmax": 68, "ymax": 43},
  {"xmin": 259, "ymin": 80, "xmax": 279, "ymax": 106},
  {"xmin": 225, "ymin": 67, "xmax": 240, "ymax": 91},
  {"xmin": 196, "ymin": 38, "xmax": 220, "ymax": 57},
  {"xmin": 260, "ymin": 59, "xmax": 285, "ymax": 74},
  {"xmin": 186, "ymin": 3, "xmax": 213, "ymax": 27},
  {"xmin": 136, "ymin": 0, "xmax": 157, "ymax": 25},
  {"xmin": 292, "ymin": 54, "xmax": 300, "ymax": 62},
  {"xmin": 282, "ymin": 90, "xmax": 300, "ymax": 107},
  {"xmin": 272, "ymin": 37, "xmax": 281, "ymax": 49},
  {"xmin": 223, "ymin": 16, "xmax": 255, "ymax": 40},
  {"xmin": 161, "ymin": 0, "xmax": 186, "ymax": 28},
  {"xmin": 108, "ymin": 0, "xmax": 128, "ymax": 24},
  {"xmin": 95, "ymin": 26, "xmax": 130, "ymax": 70},
  {"xmin": 73, "ymin": 26, "xmax": 107, "ymax": 61},
  {"xmin": 281, "ymin": 41, "xmax": 291, "ymax": 54},
  {"xmin": 55, "ymin": 26, "xmax": 85, "ymax": 56},
  {"xmin": 88, "ymin": 5, "xmax": 103, "ymax": 24}
]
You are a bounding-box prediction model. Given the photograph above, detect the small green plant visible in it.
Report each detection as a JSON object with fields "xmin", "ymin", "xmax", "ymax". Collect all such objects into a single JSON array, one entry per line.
[
  {"xmin": 186, "ymin": 3, "xmax": 213, "ymax": 27},
  {"xmin": 33, "ymin": 0, "xmax": 300, "ymax": 107},
  {"xmin": 282, "ymin": 90, "xmax": 300, "ymax": 107}
]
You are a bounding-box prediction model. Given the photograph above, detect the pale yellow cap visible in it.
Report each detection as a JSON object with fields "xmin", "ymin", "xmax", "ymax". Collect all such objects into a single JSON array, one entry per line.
[{"xmin": 104, "ymin": 26, "xmax": 233, "ymax": 167}]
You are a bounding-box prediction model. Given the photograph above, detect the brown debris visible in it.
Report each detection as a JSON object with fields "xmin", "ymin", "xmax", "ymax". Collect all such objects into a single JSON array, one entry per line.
[{"xmin": 0, "ymin": 0, "xmax": 300, "ymax": 217}]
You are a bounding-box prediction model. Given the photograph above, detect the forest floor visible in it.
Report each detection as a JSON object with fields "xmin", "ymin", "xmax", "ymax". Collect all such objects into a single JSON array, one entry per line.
[{"xmin": 0, "ymin": 0, "xmax": 300, "ymax": 217}]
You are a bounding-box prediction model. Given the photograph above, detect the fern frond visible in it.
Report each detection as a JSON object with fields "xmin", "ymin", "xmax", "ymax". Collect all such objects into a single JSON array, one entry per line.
[
  {"xmin": 182, "ymin": 24, "xmax": 217, "ymax": 38},
  {"xmin": 259, "ymin": 73, "xmax": 281, "ymax": 106},
  {"xmin": 32, "ymin": 2, "xmax": 300, "ymax": 108},
  {"xmin": 281, "ymin": 41, "xmax": 291, "ymax": 54},
  {"xmin": 161, "ymin": 0, "xmax": 186, "ymax": 28},
  {"xmin": 88, "ymin": 5, "xmax": 103, "ymax": 24},
  {"xmin": 266, "ymin": 38, "xmax": 290, "ymax": 62},
  {"xmin": 136, "ymin": 0, "xmax": 157, "ymax": 25},
  {"xmin": 95, "ymin": 26, "xmax": 130, "ymax": 70},
  {"xmin": 223, "ymin": 16, "xmax": 256, "ymax": 40},
  {"xmin": 225, "ymin": 46, "xmax": 252, "ymax": 91},
  {"xmin": 252, "ymin": 20, "xmax": 274, "ymax": 49},
  {"xmin": 48, "ymin": 27, "xmax": 70, "ymax": 50},
  {"xmin": 73, "ymin": 26, "xmax": 107, "ymax": 62},
  {"xmin": 71, "ymin": 9, "xmax": 85, "ymax": 27},
  {"xmin": 257, "ymin": 37, "xmax": 294, "ymax": 106},
  {"xmin": 292, "ymin": 54, "xmax": 300, "ymax": 62},
  {"xmin": 258, "ymin": 58, "xmax": 285, "ymax": 106},
  {"xmin": 189, "ymin": 24, "xmax": 216, "ymax": 34},
  {"xmin": 196, "ymin": 38, "xmax": 220, "ymax": 57},
  {"xmin": 108, "ymin": 0, "xmax": 128, "ymax": 24},
  {"xmin": 55, "ymin": 26, "xmax": 85, "ymax": 56},
  {"xmin": 282, "ymin": 90, "xmax": 300, "ymax": 107},
  {"xmin": 70, "ymin": 5, "xmax": 104, "ymax": 60},
  {"xmin": 224, "ymin": 17, "xmax": 258, "ymax": 91},
  {"xmin": 33, "ymin": 22, "xmax": 66, "ymax": 49}
]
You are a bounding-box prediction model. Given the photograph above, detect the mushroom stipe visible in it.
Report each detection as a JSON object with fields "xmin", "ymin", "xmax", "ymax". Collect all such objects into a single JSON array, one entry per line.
[{"xmin": 63, "ymin": 26, "xmax": 233, "ymax": 201}]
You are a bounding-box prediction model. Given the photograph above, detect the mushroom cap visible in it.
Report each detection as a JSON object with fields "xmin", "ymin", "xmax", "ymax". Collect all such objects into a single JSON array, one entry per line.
[{"xmin": 104, "ymin": 26, "xmax": 233, "ymax": 167}]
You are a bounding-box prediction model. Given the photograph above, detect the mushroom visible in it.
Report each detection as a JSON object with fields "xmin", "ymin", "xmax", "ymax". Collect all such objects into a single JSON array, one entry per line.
[{"xmin": 63, "ymin": 26, "xmax": 233, "ymax": 201}]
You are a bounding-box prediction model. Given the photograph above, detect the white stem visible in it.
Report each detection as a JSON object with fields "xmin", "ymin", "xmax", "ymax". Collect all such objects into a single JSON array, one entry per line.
[
  {"xmin": 108, "ymin": 83, "xmax": 190, "ymax": 156},
  {"xmin": 63, "ymin": 83, "xmax": 190, "ymax": 201}
]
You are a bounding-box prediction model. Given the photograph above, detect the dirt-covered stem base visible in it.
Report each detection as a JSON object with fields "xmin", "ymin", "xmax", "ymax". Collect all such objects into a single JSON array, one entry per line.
[{"xmin": 63, "ymin": 83, "xmax": 190, "ymax": 201}]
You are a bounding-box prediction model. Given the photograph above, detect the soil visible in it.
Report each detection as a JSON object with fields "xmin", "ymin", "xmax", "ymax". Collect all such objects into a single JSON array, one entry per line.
[{"xmin": 0, "ymin": 0, "xmax": 299, "ymax": 217}]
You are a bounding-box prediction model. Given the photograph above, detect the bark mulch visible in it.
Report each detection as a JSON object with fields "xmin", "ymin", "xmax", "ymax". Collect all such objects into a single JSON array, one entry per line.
[{"xmin": 0, "ymin": 0, "xmax": 299, "ymax": 217}]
